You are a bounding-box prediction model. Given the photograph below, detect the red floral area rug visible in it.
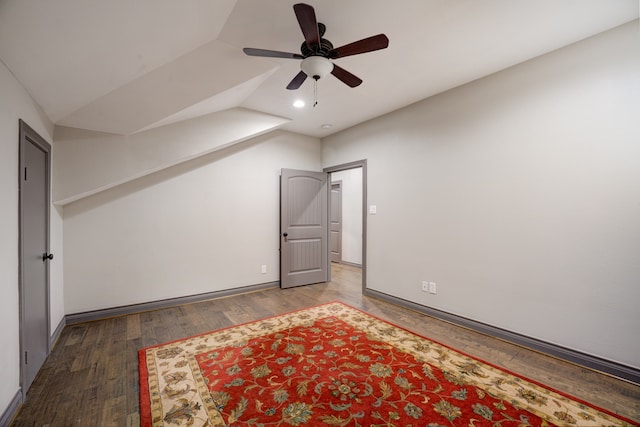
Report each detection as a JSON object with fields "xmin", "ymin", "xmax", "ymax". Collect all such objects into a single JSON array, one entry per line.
[{"xmin": 139, "ymin": 302, "xmax": 637, "ymax": 426}]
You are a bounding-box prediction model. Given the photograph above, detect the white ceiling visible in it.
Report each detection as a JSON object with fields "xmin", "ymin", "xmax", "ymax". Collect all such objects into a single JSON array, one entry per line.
[{"xmin": 1, "ymin": 0, "xmax": 638, "ymax": 138}]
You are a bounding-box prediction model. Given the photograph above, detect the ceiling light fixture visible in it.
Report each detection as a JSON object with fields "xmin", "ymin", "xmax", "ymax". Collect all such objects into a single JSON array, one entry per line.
[
  {"xmin": 293, "ymin": 100, "xmax": 305, "ymax": 108},
  {"xmin": 300, "ymin": 56, "xmax": 334, "ymax": 107},
  {"xmin": 300, "ymin": 56, "xmax": 333, "ymax": 81},
  {"xmin": 320, "ymin": 123, "xmax": 333, "ymax": 129}
]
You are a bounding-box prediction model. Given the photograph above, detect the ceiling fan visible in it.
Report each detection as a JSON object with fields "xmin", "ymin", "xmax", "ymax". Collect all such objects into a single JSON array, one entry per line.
[{"xmin": 243, "ymin": 3, "xmax": 389, "ymax": 90}]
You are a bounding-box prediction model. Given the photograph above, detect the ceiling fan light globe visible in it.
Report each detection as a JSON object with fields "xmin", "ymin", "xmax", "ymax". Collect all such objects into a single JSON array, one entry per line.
[{"xmin": 301, "ymin": 56, "xmax": 333, "ymax": 80}]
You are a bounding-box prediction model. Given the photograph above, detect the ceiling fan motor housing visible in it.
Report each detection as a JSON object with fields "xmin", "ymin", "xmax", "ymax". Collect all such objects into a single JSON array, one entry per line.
[
  {"xmin": 300, "ymin": 22, "xmax": 333, "ymax": 58},
  {"xmin": 300, "ymin": 38, "xmax": 334, "ymax": 57}
]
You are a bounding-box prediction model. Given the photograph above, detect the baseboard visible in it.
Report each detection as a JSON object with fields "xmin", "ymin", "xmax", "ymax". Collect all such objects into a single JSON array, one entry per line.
[
  {"xmin": 364, "ymin": 288, "xmax": 640, "ymax": 385},
  {"xmin": 339, "ymin": 261, "xmax": 362, "ymax": 268},
  {"xmin": 66, "ymin": 281, "xmax": 280, "ymax": 325},
  {"xmin": 0, "ymin": 389, "xmax": 22, "ymax": 427}
]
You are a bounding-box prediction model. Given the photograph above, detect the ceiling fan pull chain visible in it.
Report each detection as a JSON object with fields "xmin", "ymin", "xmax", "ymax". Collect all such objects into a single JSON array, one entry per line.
[{"xmin": 314, "ymin": 79, "xmax": 318, "ymax": 107}]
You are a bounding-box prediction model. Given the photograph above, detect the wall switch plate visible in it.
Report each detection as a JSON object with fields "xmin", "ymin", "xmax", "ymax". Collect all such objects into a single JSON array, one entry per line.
[
  {"xmin": 261, "ymin": 265, "xmax": 267, "ymax": 274},
  {"xmin": 369, "ymin": 205, "xmax": 377, "ymax": 214},
  {"xmin": 421, "ymin": 281, "xmax": 429, "ymax": 292},
  {"xmin": 428, "ymin": 282, "xmax": 437, "ymax": 294}
]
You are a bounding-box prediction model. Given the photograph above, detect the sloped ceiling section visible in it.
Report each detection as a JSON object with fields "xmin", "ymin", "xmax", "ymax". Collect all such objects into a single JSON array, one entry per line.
[
  {"xmin": 56, "ymin": 41, "xmax": 278, "ymax": 135},
  {"xmin": 0, "ymin": 0, "xmax": 239, "ymax": 128},
  {"xmin": 136, "ymin": 69, "xmax": 278, "ymax": 133},
  {"xmin": 53, "ymin": 108, "xmax": 290, "ymax": 205},
  {"xmin": 0, "ymin": 0, "xmax": 281, "ymax": 136}
]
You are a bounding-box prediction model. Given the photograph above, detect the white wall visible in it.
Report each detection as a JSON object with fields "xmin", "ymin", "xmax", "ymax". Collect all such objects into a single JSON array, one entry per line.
[
  {"xmin": 0, "ymin": 61, "xmax": 63, "ymax": 415},
  {"xmin": 331, "ymin": 168, "xmax": 363, "ymax": 265},
  {"xmin": 62, "ymin": 129, "xmax": 321, "ymax": 313},
  {"xmin": 322, "ymin": 21, "xmax": 640, "ymax": 369}
]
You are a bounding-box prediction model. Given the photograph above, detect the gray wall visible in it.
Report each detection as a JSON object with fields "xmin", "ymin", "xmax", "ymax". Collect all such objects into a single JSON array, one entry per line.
[
  {"xmin": 322, "ymin": 21, "xmax": 640, "ymax": 369},
  {"xmin": 62, "ymin": 129, "xmax": 321, "ymax": 313}
]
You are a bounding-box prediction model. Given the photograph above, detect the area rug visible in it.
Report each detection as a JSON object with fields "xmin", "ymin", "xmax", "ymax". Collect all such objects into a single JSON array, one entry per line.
[{"xmin": 139, "ymin": 302, "xmax": 637, "ymax": 426}]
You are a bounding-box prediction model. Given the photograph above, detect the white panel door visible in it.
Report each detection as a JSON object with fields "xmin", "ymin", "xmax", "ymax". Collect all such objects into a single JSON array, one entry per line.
[
  {"xmin": 330, "ymin": 181, "xmax": 342, "ymax": 263},
  {"xmin": 280, "ymin": 169, "xmax": 328, "ymax": 288}
]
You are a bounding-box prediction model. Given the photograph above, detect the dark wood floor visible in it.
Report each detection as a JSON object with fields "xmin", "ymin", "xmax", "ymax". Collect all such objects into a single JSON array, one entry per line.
[{"xmin": 10, "ymin": 263, "xmax": 640, "ymax": 426}]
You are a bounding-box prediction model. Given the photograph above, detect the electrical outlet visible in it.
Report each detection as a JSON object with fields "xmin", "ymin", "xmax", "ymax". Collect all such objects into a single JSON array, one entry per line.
[
  {"xmin": 261, "ymin": 265, "xmax": 267, "ymax": 274},
  {"xmin": 421, "ymin": 281, "xmax": 429, "ymax": 292},
  {"xmin": 428, "ymin": 282, "xmax": 437, "ymax": 294}
]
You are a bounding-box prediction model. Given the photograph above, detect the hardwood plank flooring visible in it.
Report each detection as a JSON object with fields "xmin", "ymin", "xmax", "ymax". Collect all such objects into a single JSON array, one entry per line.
[{"xmin": 10, "ymin": 264, "xmax": 640, "ymax": 425}]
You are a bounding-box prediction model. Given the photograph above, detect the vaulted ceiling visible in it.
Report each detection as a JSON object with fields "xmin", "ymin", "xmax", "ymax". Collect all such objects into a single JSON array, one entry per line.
[{"xmin": 1, "ymin": 0, "xmax": 638, "ymax": 138}]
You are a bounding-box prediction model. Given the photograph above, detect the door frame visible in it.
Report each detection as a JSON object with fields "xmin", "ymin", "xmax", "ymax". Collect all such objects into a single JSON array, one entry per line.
[
  {"xmin": 18, "ymin": 119, "xmax": 52, "ymax": 399},
  {"xmin": 323, "ymin": 159, "xmax": 367, "ymax": 292}
]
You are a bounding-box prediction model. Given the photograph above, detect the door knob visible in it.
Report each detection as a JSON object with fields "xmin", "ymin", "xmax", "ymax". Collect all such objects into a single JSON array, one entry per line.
[
  {"xmin": 42, "ymin": 252, "xmax": 54, "ymax": 261},
  {"xmin": 283, "ymin": 232, "xmax": 288, "ymax": 241}
]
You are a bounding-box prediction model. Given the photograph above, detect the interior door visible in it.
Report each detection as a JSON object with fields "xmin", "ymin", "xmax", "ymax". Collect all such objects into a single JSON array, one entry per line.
[
  {"xmin": 19, "ymin": 120, "xmax": 51, "ymax": 395},
  {"xmin": 330, "ymin": 181, "xmax": 342, "ymax": 263},
  {"xmin": 280, "ymin": 169, "xmax": 328, "ymax": 288}
]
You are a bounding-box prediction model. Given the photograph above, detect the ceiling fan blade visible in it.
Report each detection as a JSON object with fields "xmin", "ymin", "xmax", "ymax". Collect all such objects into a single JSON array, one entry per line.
[
  {"xmin": 328, "ymin": 34, "xmax": 389, "ymax": 59},
  {"xmin": 293, "ymin": 3, "xmax": 320, "ymax": 48},
  {"xmin": 331, "ymin": 64, "xmax": 362, "ymax": 88},
  {"xmin": 286, "ymin": 71, "xmax": 308, "ymax": 90},
  {"xmin": 243, "ymin": 48, "xmax": 304, "ymax": 60}
]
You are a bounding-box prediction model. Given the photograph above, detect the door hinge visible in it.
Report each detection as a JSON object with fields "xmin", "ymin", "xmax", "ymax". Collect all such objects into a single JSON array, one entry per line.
[
  {"xmin": 24, "ymin": 167, "xmax": 27, "ymax": 181},
  {"xmin": 24, "ymin": 351, "xmax": 28, "ymax": 364}
]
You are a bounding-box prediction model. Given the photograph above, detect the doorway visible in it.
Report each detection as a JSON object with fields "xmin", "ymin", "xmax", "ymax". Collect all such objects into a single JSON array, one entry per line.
[
  {"xmin": 279, "ymin": 161, "xmax": 367, "ymax": 291},
  {"xmin": 324, "ymin": 160, "xmax": 366, "ymax": 291},
  {"xmin": 19, "ymin": 120, "xmax": 52, "ymax": 397}
]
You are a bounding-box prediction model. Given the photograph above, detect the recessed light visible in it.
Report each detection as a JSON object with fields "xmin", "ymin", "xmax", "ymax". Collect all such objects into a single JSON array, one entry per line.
[
  {"xmin": 320, "ymin": 123, "xmax": 333, "ymax": 129},
  {"xmin": 293, "ymin": 100, "xmax": 305, "ymax": 108}
]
